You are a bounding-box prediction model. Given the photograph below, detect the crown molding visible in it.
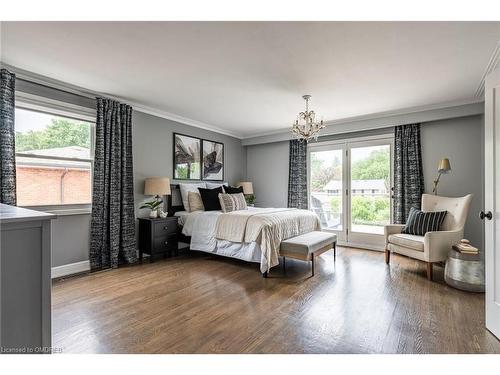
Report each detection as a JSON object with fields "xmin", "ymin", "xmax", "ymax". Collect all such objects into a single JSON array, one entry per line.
[
  {"xmin": 1, "ymin": 62, "xmax": 244, "ymax": 139},
  {"xmin": 474, "ymin": 40, "xmax": 500, "ymax": 99},
  {"xmin": 242, "ymin": 97, "xmax": 484, "ymax": 141},
  {"xmin": 242, "ymin": 98, "xmax": 484, "ymax": 146}
]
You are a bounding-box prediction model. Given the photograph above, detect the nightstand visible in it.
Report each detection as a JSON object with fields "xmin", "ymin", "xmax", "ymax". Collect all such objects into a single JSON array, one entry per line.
[{"xmin": 138, "ymin": 216, "xmax": 179, "ymax": 262}]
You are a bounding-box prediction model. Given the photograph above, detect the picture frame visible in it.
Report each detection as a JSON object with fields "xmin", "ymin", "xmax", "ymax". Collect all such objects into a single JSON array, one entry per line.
[
  {"xmin": 202, "ymin": 139, "xmax": 224, "ymax": 181},
  {"xmin": 173, "ymin": 133, "xmax": 201, "ymax": 180}
]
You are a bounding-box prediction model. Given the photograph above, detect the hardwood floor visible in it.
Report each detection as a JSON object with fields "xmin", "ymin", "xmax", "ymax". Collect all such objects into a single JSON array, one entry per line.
[{"xmin": 52, "ymin": 247, "xmax": 500, "ymax": 354}]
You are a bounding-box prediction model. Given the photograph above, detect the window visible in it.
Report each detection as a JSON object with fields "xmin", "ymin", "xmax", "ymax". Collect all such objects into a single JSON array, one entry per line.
[{"xmin": 15, "ymin": 107, "xmax": 94, "ymax": 207}]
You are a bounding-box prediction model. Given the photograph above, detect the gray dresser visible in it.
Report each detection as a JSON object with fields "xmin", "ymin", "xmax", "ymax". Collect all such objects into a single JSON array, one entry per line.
[{"xmin": 0, "ymin": 204, "xmax": 55, "ymax": 354}]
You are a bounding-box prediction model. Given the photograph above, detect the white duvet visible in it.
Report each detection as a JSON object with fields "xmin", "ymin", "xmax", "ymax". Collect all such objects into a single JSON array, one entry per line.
[
  {"xmin": 179, "ymin": 209, "xmax": 266, "ymax": 271},
  {"xmin": 178, "ymin": 207, "xmax": 320, "ymax": 273}
]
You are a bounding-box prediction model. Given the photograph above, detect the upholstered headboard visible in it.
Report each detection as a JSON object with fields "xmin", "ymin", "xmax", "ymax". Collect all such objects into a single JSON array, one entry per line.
[{"xmin": 167, "ymin": 184, "xmax": 185, "ymax": 216}]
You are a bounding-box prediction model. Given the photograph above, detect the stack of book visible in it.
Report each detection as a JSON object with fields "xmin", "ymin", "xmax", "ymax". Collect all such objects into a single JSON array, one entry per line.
[{"xmin": 452, "ymin": 239, "xmax": 479, "ymax": 255}]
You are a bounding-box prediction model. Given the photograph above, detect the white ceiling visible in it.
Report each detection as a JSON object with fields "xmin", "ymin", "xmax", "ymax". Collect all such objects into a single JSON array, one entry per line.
[{"xmin": 1, "ymin": 22, "xmax": 499, "ymax": 138}]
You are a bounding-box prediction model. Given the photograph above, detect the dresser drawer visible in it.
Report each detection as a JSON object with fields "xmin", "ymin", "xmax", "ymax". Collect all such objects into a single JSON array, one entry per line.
[
  {"xmin": 153, "ymin": 220, "xmax": 177, "ymax": 237},
  {"xmin": 153, "ymin": 234, "xmax": 177, "ymax": 252}
]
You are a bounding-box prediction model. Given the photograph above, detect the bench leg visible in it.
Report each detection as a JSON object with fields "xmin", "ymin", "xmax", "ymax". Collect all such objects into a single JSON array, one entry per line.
[{"xmin": 311, "ymin": 253, "xmax": 315, "ymax": 277}]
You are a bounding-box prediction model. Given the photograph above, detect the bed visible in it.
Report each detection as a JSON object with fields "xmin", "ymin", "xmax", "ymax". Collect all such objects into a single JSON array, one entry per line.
[{"xmin": 167, "ymin": 185, "xmax": 321, "ymax": 275}]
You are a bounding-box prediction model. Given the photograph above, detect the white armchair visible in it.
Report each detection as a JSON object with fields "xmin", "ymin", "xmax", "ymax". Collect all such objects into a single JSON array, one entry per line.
[{"xmin": 385, "ymin": 194, "xmax": 473, "ymax": 280}]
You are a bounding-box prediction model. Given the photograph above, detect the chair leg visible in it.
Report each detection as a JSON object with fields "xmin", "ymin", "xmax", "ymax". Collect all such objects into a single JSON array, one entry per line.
[
  {"xmin": 426, "ymin": 262, "xmax": 433, "ymax": 281},
  {"xmin": 333, "ymin": 242, "xmax": 336, "ymax": 262},
  {"xmin": 283, "ymin": 256, "xmax": 286, "ymax": 274},
  {"xmin": 385, "ymin": 249, "xmax": 390, "ymax": 264},
  {"xmin": 311, "ymin": 253, "xmax": 315, "ymax": 277}
]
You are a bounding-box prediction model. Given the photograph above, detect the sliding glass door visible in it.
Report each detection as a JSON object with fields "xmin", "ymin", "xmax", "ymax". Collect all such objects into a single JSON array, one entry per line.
[{"xmin": 308, "ymin": 136, "xmax": 393, "ymax": 250}]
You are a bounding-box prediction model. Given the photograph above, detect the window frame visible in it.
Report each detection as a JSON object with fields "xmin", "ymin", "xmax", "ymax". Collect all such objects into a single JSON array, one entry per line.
[{"xmin": 15, "ymin": 94, "xmax": 96, "ymax": 214}]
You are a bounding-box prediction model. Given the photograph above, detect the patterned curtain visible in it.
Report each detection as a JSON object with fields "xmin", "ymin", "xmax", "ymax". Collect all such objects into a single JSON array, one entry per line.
[
  {"xmin": 393, "ymin": 124, "xmax": 425, "ymax": 223},
  {"xmin": 288, "ymin": 139, "xmax": 308, "ymax": 209},
  {"xmin": 0, "ymin": 69, "xmax": 17, "ymax": 206},
  {"xmin": 90, "ymin": 98, "xmax": 137, "ymax": 270}
]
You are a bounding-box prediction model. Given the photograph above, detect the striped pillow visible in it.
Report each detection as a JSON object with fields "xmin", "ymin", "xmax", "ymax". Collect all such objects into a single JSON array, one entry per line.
[
  {"xmin": 218, "ymin": 193, "xmax": 247, "ymax": 213},
  {"xmin": 402, "ymin": 207, "xmax": 447, "ymax": 236}
]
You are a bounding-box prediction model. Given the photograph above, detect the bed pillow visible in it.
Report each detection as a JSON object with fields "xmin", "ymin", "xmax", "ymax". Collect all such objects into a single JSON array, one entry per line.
[
  {"xmin": 402, "ymin": 207, "xmax": 447, "ymax": 236},
  {"xmin": 219, "ymin": 193, "xmax": 247, "ymax": 213},
  {"xmin": 188, "ymin": 191, "xmax": 204, "ymax": 212},
  {"xmin": 179, "ymin": 182, "xmax": 206, "ymax": 211},
  {"xmin": 206, "ymin": 182, "xmax": 228, "ymax": 189},
  {"xmin": 223, "ymin": 185, "xmax": 244, "ymax": 194},
  {"xmin": 198, "ymin": 186, "xmax": 224, "ymax": 211}
]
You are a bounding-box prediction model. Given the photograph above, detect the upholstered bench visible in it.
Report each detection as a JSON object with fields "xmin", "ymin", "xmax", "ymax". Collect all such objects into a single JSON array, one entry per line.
[{"xmin": 280, "ymin": 231, "xmax": 337, "ymax": 276}]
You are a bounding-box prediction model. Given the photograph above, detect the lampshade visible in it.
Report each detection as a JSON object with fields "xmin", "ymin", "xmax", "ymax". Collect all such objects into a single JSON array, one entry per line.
[
  {"xmin": 237, "ymin": 181, "xmax": 254, "ymax": 195},
  {"xmin": 438, "ymin": 158, "xmax": 451, "ymax": 174},
  {"xmin": 144, "ymin": 177, "xmax": 171, "ymax": 196}
]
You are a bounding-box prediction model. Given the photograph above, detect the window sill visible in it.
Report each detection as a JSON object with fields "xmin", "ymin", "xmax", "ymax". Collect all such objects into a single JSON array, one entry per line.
[{"xmin": 20, "ymin": 205, "xmax": 92, "ymax": 216}]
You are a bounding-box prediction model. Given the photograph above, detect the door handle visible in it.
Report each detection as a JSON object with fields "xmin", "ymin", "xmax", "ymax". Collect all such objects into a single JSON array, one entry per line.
[{"xmin": 479, "ymin": 211, "xmax": 493, "ymax": 220}]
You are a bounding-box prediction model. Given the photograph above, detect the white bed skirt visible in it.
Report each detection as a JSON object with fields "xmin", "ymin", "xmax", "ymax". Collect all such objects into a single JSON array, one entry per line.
[{"xmin": 177, "ymin": 209, "xmax": 268, "ymax": 272}]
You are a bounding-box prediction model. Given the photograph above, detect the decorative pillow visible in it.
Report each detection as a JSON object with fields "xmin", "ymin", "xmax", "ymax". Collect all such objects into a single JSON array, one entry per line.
[
  {"xmin": 198, "ymin": 186, "xmax": 224, "ymax": 211},
  {"xmin": 219, "ymin": 193, "xmax": 247, "ymax": 213},
  {"xmin": 188, "ymin": 191, "xmax": 204, "ymax": 212},
  {"xmin": 223, "ymin": 185, "xmax": 244, "ymax": 194},
  {"xmin": 402, "ymin": 207, "xmax": 447, "ymax": 236},
  {"xmin": 206, "ymin": 182, "xmax": 228, "ymax": 189},
  {"xmin": 179, "ymin": 182, "xmax": 206, "ymax": 211}
]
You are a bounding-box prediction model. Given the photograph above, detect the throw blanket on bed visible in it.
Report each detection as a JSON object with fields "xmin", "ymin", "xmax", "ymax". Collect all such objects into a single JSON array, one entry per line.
[{"xmin": 216, "ymin": 208, "xmax": 321, "ymax": 272}]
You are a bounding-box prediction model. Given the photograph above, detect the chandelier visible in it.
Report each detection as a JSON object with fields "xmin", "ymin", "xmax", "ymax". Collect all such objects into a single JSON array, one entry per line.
[{"xmin": 291, "ymin": 95, "xmax": 325, "ymax": 142}]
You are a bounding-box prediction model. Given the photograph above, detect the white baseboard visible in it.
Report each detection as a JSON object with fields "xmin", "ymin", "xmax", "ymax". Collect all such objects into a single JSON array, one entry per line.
[
  {"xmin": 337, "ymin": 241, "xmax": 385, "ymax": 252},
  {"xmin": 51, "ymin": 260, "xmax": 90, "ymax": 279}
]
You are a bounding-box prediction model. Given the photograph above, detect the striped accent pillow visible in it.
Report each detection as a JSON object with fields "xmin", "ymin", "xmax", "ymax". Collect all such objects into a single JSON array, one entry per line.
[
  {"xmin": 218, "ymin": 193, "xmax": 247, "ymax": 213},
  {"xmin": 402, "ymin": 207, "xmax": 447, "ymax": 236}
]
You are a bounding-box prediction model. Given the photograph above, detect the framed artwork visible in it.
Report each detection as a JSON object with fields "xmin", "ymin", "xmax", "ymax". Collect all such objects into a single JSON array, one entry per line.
[
  {"xmin": 202, "ymin": 139, "xmax": 224, "ymax": 181},
  {"xmin": 173, "ymin": 133, "xmax": 201, "ymax": 180}
]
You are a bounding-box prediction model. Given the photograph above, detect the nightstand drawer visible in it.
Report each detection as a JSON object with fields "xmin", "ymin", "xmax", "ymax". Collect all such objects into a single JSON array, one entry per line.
[
  {"xmin": 153, "ymin": 234, "xmax": 177, "ymax": 252},
  {"xmin": 153, "ymin": 221, "xmax": 177, "ymax": 237}
]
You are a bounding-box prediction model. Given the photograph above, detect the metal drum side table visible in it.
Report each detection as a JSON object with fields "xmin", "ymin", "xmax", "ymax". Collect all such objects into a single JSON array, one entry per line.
[{"xmin": 444, "ymin": 249, "xmax": 485, "ymax": 292}]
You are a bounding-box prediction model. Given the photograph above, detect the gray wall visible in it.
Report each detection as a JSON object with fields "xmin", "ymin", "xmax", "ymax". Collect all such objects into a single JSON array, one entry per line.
[
  {"xmin": 421, "ymin": 115, "xmax": 484, "ymax": 250},
  {"xmin": 246, "ymin": 114, "xmax": 484, "ymax": 250},
  {"xmin": 50, "ymin": 111, "xmax": 246, "ymax": 267},
  {"xmin": 246, "ymin": 141, "xmax": 290, "ymax": 208},
  {"xmin": 51, "ymin": 214, "xmax": 91, "ymax": 267},
  {"xmin": 133, "ymin": 111, "xmax": 246, "ymax": 218},
  {"xmin": 17, "ymin": 80, "xmax": 247, "ymax": 268}
]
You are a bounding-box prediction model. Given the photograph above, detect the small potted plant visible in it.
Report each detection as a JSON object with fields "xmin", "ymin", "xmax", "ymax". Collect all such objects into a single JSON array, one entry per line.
[
  {"xmin": 140, "ymin": 198, "xmax": 163, "ymax": 218},
  {"xmin": 245, "ymin": 194, "xmax": 256, "ymax": 207}
]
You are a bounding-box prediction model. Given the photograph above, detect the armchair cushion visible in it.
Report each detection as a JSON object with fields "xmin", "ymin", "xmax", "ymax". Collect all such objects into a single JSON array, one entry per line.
[
  {"xmin": 388, "ymin": 233, "xmax": 425, "ymax": 252},
  {"xmin": 402, "ymin": 207, "xmax": 447, "ymax": 236}
]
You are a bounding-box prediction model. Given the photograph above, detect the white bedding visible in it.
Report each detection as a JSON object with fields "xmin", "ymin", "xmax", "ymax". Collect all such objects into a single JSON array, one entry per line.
[
  {"xmin": 178, "ymin": 207, "xmax": 320, "ymax": 273},
  {"xmin": 179, "ymin": 209, "xmax": 266, "ymax": 271},
  {"xmin": 174, "ymin": 210, "xmax": 196, "ymax": 226}
]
